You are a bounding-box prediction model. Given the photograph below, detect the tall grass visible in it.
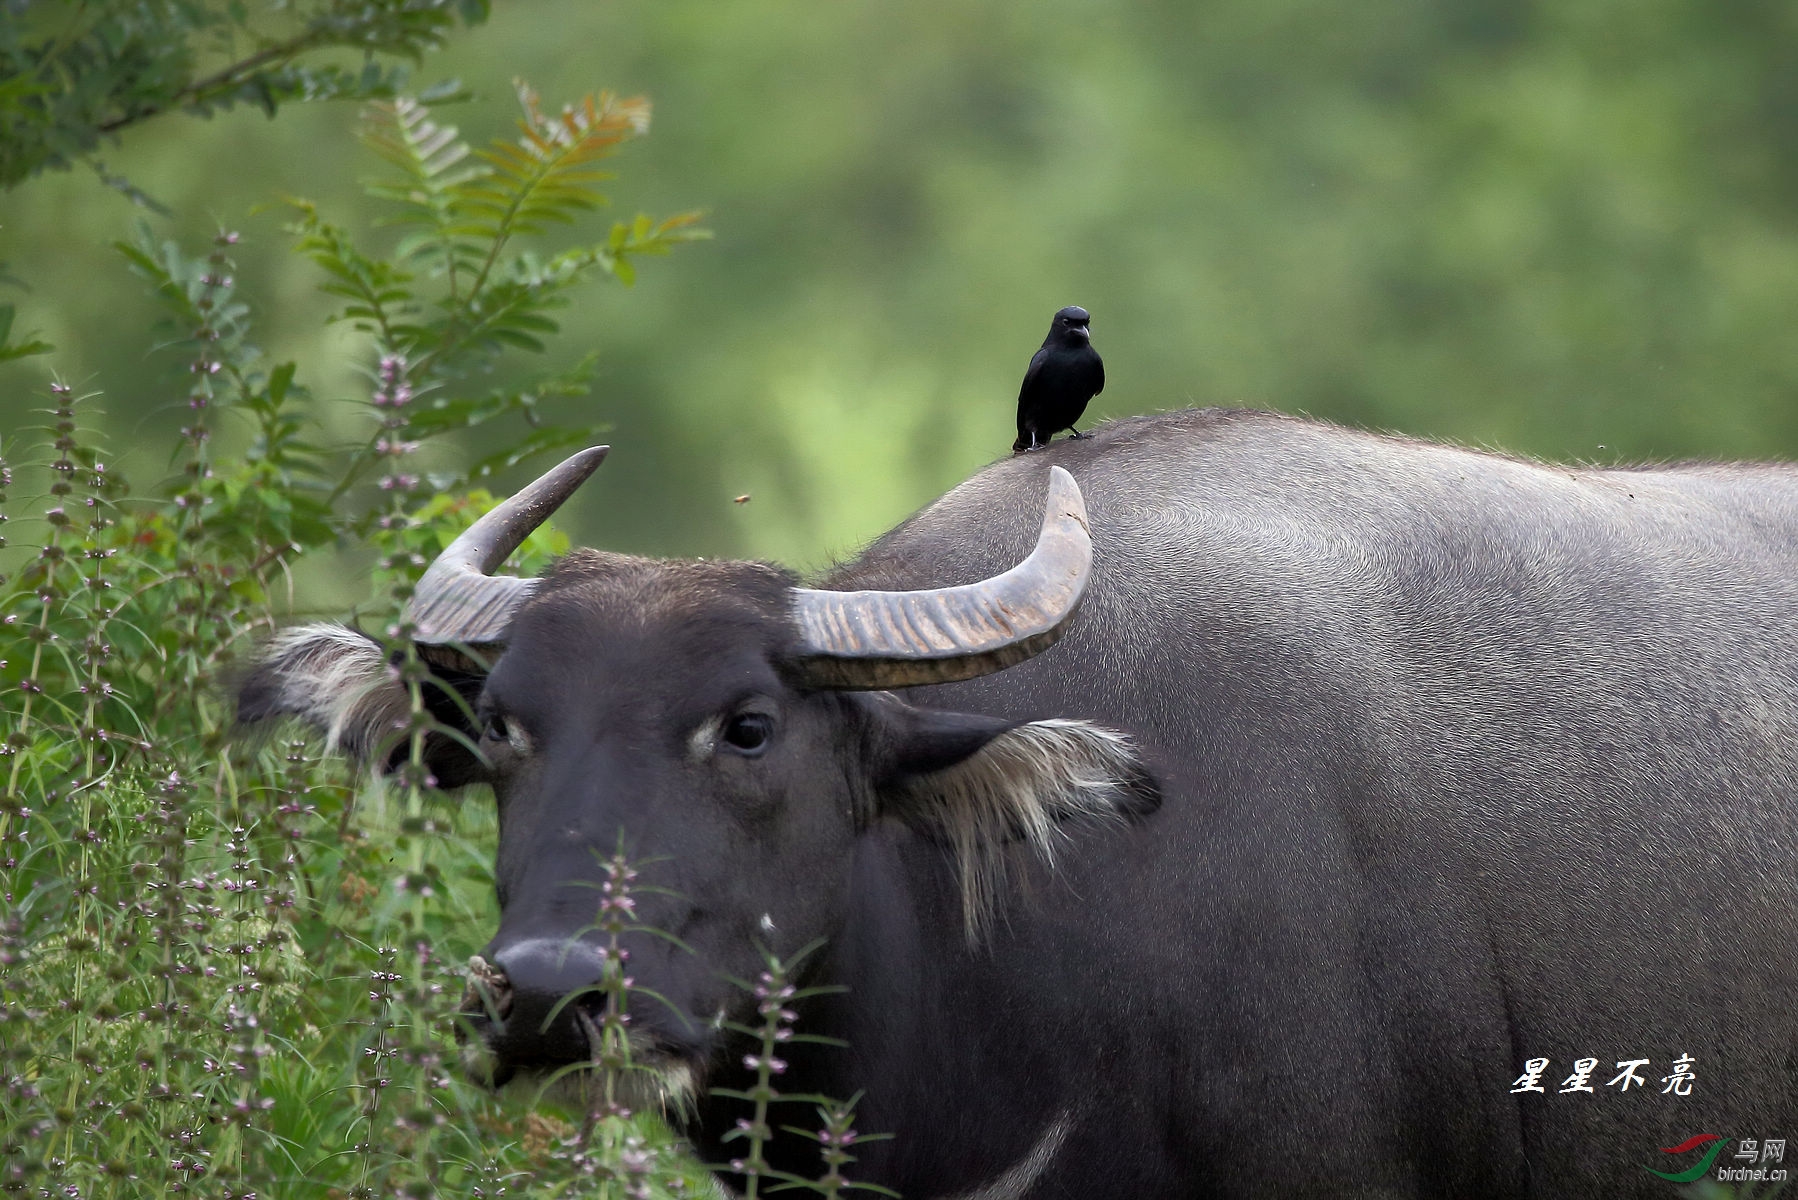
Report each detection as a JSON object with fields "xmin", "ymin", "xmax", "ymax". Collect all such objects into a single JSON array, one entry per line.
[{"xmin": 0, "ymin": 84, "xmax": 748, "ymax": 1197}]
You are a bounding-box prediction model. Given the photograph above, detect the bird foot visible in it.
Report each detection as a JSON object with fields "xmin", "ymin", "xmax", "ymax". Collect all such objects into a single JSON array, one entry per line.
[{"xmin": 1067, "ymin": 429, "xmax": 1088, "ymax": 440}]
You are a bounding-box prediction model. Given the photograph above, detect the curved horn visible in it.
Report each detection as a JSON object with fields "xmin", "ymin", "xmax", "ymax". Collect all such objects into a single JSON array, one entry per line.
[
  {"xmin": 408, "ymin": 446, "xmax": 609, "ymax": 645},
  {"xmin": 790, "ymin": 466, "xmax": 1092, "ymax": 689}
]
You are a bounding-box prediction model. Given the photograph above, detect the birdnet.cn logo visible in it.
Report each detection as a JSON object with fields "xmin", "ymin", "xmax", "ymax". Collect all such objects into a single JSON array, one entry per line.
[{"xmin": 1644, "ymin": 1134, "xmax": 1789, "ymax": 1184}]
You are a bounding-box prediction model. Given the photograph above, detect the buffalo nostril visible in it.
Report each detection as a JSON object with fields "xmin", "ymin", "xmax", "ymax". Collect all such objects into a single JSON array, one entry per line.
[
  {"xmin": 574, "ymin": 1007, "xmax": 605, "ymax": 1062},
  {"xmin": 483, "ymin": 937, "xmax": 611, "ymax": 1065},
  {"xmin": 461, "ymin": 953, "xmax": 514, "ymax": 1021}
]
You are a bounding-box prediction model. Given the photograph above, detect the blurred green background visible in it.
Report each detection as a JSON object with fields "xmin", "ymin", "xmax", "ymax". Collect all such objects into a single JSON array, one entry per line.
[{"xmin": 4, "ymin": 0, "xmax": 1797, "ymax": 593}]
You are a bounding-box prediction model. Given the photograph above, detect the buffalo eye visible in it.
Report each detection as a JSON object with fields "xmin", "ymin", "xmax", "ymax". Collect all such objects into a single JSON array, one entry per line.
[
  {"xmin": 722, "ymin": 712, "xmax": 774, "ymax": 756},
  {"xmin": 481, "ymin": 711, "xmax": 531, "ymax": 756}
]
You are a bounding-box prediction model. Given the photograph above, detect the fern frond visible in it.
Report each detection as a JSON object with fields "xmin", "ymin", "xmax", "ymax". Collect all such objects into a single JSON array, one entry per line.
[
  {"xmin": 453, "ymin": 83, "xmax": 650, "ymax": 248},
  {"xmin": 361, "ymin": 97, "xmax": 488, "ymax": 292},
  {"xmin": 363, "ymin": 97, "xmax": 481, "ymax": 213}
]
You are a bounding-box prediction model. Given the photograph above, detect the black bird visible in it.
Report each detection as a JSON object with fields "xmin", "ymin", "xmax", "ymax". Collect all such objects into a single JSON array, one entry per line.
[{"xmin": 1013, "ymin": 305, "xmax": 1104, "ymax": 453}]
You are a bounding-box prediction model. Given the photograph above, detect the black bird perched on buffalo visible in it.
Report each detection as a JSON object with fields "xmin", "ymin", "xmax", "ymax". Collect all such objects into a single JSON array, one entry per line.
[{"xmin": 1013, "ymin": 305, "xmax": 1104, "ymax": 453}]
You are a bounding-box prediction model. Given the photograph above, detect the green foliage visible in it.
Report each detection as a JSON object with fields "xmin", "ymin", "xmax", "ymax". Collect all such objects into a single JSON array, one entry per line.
[
  {"xmin": 710, "ymin": 947, "xmax": 892, "ymax": 1198},
  {"xmin": 0, "ymin": 0, "xmax": 490, "ymax": 190},
  {"xmin": 288, "ymin": 84, "xmax": 707, "ymax": 510},
  {"xmin": 0, "ymin": 302, "xmax": 52, "ymax": 363},
  {"xmin": 0, "ymin": 80, "xmax": 737, "ymax": 1196}
]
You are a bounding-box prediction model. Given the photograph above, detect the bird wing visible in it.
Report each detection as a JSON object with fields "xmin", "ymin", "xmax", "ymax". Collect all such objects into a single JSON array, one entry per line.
[
  {"xmin": 1093, "ymin": 356, "xmax": 1104, "ymax": 396},
  {"xmin": 1017, "ymin": 346, "xmax": 1051, "ymax": 403}
]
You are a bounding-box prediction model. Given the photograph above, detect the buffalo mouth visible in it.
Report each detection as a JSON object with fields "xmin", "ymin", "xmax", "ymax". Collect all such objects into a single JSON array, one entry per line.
[{"xmin": 455, "ymin": 954, "xmax": 707, "ymax": 1120}]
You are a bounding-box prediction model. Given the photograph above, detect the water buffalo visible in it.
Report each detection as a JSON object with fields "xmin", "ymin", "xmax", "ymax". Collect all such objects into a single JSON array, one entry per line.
[{"xmin": 239, "ymin": 408, "xmax": 1798, "ymax": 1197}]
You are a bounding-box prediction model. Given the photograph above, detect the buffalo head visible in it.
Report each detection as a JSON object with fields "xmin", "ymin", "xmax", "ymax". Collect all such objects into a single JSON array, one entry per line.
[{"xmin": 237, "ymin": 449, "xmax": 1158, "ymax": 1109}]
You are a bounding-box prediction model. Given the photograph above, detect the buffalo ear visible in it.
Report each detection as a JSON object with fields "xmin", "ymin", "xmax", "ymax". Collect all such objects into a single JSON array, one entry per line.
[
  {"xmin": 235, "ymin": 624, "xmax": 490, "ymax": 787},
  {"xmin": 872, "ymin": 702, "xmax": 1022, "ymax": 783},
  {"xmin": 408, "ymin": 646, "xmax": 491, "ymax": 788},
  {"xmin": 859, "ymin": 693, "xmax": 1161, "ymax": 940},
  {"xmin": 235, "ymin": 625, "xmax": 405, "ymax": 761}
]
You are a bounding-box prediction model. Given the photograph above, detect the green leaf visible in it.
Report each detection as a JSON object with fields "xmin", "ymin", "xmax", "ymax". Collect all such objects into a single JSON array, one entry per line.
[
  {"xmin": 0, "ymin": 302, "xmax": 51, "ymax": 361},
  {"xmin": 460, "ymin": 424, "xmax": 604, "ymax": 485},
  {"xmin": 416, "ymin": 77, "xmax": 470, "ymax": 105},
  {"xmin": 266, "ymin": 361, "xmax": 296, "ymax": 407}
]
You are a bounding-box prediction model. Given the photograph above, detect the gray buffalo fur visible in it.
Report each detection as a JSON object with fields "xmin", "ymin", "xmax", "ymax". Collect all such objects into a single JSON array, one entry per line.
[{"xmin": 239, "ymin": 408, "xmax": 1798, "ymax": 1199}]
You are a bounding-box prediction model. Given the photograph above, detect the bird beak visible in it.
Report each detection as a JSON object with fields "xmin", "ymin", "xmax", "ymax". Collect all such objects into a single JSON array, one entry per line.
[{"xmin": 1072, "ymin": 325, "xmax": 1091, "ymax": 340}]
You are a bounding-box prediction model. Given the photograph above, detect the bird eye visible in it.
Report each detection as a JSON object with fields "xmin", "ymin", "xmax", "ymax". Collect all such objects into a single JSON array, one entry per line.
[{"xmin": 722, "ymin": 713, "xmax": 774, "ymax": 756}]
